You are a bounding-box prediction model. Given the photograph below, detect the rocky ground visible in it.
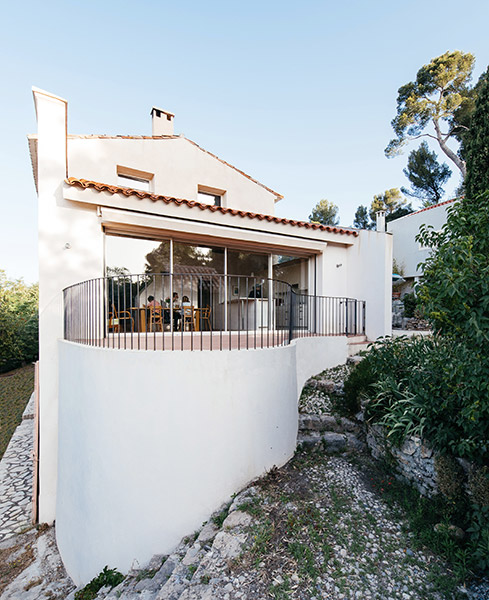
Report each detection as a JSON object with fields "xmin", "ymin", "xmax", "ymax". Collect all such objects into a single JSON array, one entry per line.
[{"xmin": 1, "ymin": 363, "xmax": 488, "ymax": 600}]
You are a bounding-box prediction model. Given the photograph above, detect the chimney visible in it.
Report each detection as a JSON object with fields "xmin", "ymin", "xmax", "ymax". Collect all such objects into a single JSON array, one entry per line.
[
  {"xmin": 376, "ymin": 210, "xmax": 386, "ymax": 233},
  {"xmin": 151, "ymin": 107, "xmax": 174, "ymax": 136}
]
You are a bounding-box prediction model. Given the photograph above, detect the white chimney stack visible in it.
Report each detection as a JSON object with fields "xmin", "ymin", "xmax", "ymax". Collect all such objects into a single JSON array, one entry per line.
[
  {"xmin": 151, "ymin": 107, "xmax": 174, "ymax": 136},
  {"xmin": 376, "ymin": 210, "xmax": 386, "ymax": 233}
]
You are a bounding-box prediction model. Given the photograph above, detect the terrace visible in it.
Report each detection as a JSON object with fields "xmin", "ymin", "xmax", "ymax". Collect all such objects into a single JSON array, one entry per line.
[{"xmin": 63, "ymin": 272, "xmax": 366, "ymax": 351}]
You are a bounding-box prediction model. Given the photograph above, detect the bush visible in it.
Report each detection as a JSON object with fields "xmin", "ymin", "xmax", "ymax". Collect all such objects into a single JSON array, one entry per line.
[
  {"xmin": 341, "ymin": 356, "xmax": 375, "ymax": 416},
  {"xmin": 74, "ymin": 566, "xmax": 124, "ymax": 600},
  {"xmin": 345, "ymin": 336, "xmax": 489, "ymax": 465},
  {"xmin": 416, "ymin": 193, "xmax": 489, "ymax": 345},
  {"xmin": 0, "ymin": 271, "xmax": 38, "ymax": 373},
  {"xmin": 402, "ymin": 292, "xmax": 417, "ymax": 318}
]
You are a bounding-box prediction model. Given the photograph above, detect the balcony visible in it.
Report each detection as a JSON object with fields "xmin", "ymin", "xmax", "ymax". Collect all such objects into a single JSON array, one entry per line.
[{"xmin": 63, "ymin": 273, "xmax": 366, "ymax": 351}]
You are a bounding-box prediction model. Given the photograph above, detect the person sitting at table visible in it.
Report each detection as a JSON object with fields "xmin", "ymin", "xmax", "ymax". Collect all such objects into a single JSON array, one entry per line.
[
  {"xmin": 172, "ymin": 292, "xmax": 181, "ymax": 330},
  {"xmin": 181, "ymin": 295, "xmax": 193, "ymax": 330},
  {"xmin": 146, "ymin": 295, "xmax": 160, "ymax": 307}
]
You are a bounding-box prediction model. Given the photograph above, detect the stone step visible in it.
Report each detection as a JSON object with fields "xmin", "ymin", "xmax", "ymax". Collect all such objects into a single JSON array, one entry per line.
[
  {"xmin": 298, "ymin": 413, "xmax": 361, "ymax": 435},
  {"xmin": 347, "ymin": 342, "xmax": 370, "ymax": 357},
  {"xmin": 298, "ymin": 431, "xmax": 365, "ymax": 453}
]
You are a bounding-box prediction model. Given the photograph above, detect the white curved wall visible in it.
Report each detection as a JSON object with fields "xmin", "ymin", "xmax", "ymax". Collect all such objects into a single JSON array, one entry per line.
[{"xmin": 56, "ymin": 336, "xmax": 347, "ymax": 584}]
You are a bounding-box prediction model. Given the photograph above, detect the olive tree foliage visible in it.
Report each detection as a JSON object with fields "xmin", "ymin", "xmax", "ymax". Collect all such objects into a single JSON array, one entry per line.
[
  {"xmin": 0, "ymin": 271, "xmax": 39, "ymax": 373},
  {"xmin": 416, "ymin": 193, "xmax": 489, "ymax": 344},
  {"xmin": 401, "ymin": 141, "xmax": 452, "ymax": 206},
  {"xmin": 385, "ymin": 51, "xmax": 475, "ymax": 178},
  {"xmin": 309, "ymin": 199, "xmax": 339, "ymax": 226},
  {"xmin": 464, "ymin": 67, "xmax": 489, "ymax": 198},
  {"xmin": 369, "ymin": 188, "xmax": 412, "ymax": 223}
]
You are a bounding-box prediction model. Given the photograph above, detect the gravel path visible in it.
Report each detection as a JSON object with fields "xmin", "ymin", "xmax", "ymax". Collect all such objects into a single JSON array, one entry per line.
[{"xmin": 0, "ymin": 393, "xmax": 34, "ymax": 541}]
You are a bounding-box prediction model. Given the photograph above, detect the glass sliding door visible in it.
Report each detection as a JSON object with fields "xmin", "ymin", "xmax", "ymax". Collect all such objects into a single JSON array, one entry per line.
[{"xmin": 272, "ymin": 255, "xmax": 309, "ymax": 330}]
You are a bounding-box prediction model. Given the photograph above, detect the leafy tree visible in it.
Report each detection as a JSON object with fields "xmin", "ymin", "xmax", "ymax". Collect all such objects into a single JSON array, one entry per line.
[
  {"xmin": 401, "ymin": 142, "xmax": 452, "ymax": 206},
  {"xmin": 309, "ymin": 199, "xmax": 339, "ymax": 226},
  {"xmin": 416, "ymin": 193, "xmax": 489, "ymax": 344},
  {"xmin": 0, "ymin": 271, "xmax": 39, "ymax": 373},
  {"xmin": 385, "ymin": 51, "xmax": 475, "ymax": 177},
  {"xmin": 452, "ymin": 68, "xmax": 489, "ymax": 162},
  {"xmin": 353, "ymin": 205, "xmax": 374, "ymax": 229},
  {"xmin": 369, "ymin": 188, "xmax": 412, "ymax": 222},
  {"xmin": 464, "ymin": 67, "xmax": 489, "ymax": 198}
]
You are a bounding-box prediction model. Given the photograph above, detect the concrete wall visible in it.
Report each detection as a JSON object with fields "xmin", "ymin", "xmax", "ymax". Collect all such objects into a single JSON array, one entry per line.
[
  {"xmin": 387, "ymin": 202, "xmax": 453, "ymax": 279},
  {"xmin": 56, "ymin": 335, "xmax": 347, "ymax": 584}
]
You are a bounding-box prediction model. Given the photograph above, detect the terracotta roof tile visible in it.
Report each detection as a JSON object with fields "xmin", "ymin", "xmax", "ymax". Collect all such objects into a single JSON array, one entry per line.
[
  {"xmin": 406, "ymin": 198, "xmax": 458, "ymax": 217},
  {"xmin": 65, "ymin": 178, "xmax": 358, "ymax": 237}
]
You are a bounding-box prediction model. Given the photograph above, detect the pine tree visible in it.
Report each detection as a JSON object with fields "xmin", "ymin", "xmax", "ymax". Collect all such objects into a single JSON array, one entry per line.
[{"xmin": 465, "ymin": 68, "xmax": 489, "ymax": 198}]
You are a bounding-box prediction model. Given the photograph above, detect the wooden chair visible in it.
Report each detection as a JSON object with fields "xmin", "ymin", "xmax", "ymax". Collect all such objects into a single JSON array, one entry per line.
[
  {"xmin": 199, "ymin": 306, "xmax": 212, "ymax": 331},
  {"xmin": 182, "ymin": 306, "xmax": 196, "ymax": 331},
  {"xmin": 108, "ymin": 304, "xmax": 134, "ymax": 332},
  {"xmin": 149, "ymin": 306, "xmax": 164, "ymax": 332}
]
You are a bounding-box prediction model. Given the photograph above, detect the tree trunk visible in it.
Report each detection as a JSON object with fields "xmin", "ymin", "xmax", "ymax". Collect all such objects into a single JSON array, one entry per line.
[{"xmin": 433, "ymin": 118, "xmax": 466, "ymax": 178}]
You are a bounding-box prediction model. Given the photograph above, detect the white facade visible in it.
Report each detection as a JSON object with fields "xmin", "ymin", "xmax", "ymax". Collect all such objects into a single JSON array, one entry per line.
[
  {"xmin": 30, "ymin": 88, "xmax": 392, "ymax": 583},
  {"xmin": 57, "ymin": 336, "xmax": 348, "ymax": 584},
  {"xmin": 387, "ymin": 201, "xmax": 455, "ymax": 280}
]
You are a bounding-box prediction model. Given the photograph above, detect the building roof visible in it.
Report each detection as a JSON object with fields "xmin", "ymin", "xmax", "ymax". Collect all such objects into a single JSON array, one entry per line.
[
  {"xmin": 389, "ymin": 199, "xmax": 458, "ymax": 225},
  {"xmin": 65, "ymin": 177, "xmax": 359, "ymax": 237}
]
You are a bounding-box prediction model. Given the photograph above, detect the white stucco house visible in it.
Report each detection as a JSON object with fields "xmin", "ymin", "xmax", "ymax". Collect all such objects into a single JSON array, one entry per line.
[
  {"xmin": 387, "ymin": 200, "xmax": 455, "ymax": 292},
  {"xmin": 29, "ymin": 87, "xmax": 392, "ymax": 584}
]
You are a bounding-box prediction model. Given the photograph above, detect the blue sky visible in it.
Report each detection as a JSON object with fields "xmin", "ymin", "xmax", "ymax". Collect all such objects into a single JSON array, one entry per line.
[{"xmin": 1, "ymin": 0, "xmax": 488, "ymax": 283}]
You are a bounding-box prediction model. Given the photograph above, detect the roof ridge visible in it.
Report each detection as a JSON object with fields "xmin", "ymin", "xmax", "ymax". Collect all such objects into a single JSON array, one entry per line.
[
  {"xmin": 183, "ymin": 137, "xmax": 283, "ymax": 200},
  {"xmin": 409, "ymin": 198, "xmax": 458, "ymax": 217},
  {"xmin": 65, "ymin": 178, "xmax": 358, "ymax": 237}
]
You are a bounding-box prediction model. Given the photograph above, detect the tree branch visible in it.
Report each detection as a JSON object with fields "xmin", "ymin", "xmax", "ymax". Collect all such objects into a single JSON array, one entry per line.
[{"xmin": 433, "ymin": 118, "xmax": 466, "ymax": 177}]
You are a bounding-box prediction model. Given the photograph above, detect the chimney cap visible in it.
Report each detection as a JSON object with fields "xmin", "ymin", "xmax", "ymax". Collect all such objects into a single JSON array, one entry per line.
[{"xmin": 151, "ymin": 106, "xmax": 174, "ymax": 119}]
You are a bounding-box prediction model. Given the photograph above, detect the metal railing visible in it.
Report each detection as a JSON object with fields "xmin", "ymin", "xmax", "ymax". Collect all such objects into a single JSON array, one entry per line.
[{"xmin": 63, "ymin": 273, "xmax": 366, "ymax": 351}]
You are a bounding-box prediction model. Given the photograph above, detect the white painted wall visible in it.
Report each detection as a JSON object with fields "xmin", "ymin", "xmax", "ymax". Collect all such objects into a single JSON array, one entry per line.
[
  {"xmin": 387, "ymin": 203, "xmax": 453, "ymax": 278},
  {"xmin": 56, "ymin": 335, "xmax": 347, "ymax": 584},
  {"xmin": 68, "ymin": 137, "xmax": 278, "ymax": 214},
  {"xmin": 34, "ymin": 89, "xmax": 105, "ymax": 523},
  {"xmin": 346, "ymin": 230, "xmax": 392, "ymax": 340}
]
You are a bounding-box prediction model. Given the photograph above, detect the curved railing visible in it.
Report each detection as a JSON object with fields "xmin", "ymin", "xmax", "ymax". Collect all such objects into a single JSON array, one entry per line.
[{"xmin": 63, "ymin": 273, "xmax": 366, "ymax": 351}]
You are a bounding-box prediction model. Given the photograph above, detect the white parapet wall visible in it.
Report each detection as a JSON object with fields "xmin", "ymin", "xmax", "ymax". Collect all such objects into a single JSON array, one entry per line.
[{"xmin": 56, "ymin": 335, "xmax": 347, "ymax": 584}]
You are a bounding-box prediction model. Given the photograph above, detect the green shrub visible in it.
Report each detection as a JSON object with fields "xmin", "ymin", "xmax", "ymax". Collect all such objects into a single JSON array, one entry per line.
[
  {"xmin": 74, "ymin": 566, "xmax": 124, "ymax": 600},
  {"xmin": 0, "ymin": 271, "xmax": 39, "ymax": 373},
  {"xmin": 435, "ymin": 455, "xmax": 466, "ymax": 500},
  {"xmin": 402, "ymin": 292, "xmax": 417, "ymax": 318},
  {"xmin": 417, "ymin": 193, "xmax": 489, "ymax": 345},
  {"xmin": 341, "ymin": 356, "xmax": 375, "ymax": 416},
  {"xmin": 346, "ymin": 336, "xmax": 489, "ymax": 465}
]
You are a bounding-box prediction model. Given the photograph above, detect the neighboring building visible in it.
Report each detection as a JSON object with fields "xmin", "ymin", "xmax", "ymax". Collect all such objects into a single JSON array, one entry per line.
[
  {"xmin": 387, "ymin": 200, "xmax": 456, "ymax": 291},
  {"xmin": 28, "ymin": 87, "xmax": 392, "ymax": 584}
]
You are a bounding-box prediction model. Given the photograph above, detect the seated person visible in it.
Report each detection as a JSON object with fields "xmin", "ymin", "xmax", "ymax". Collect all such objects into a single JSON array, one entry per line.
[
  {"xmin": 182, "ymin": 295, "xmax": 191, "ymax": 307},
  {"xmin": 146, "ymin": 295, "xmax": 160, "ymax": 307},
  {"xmin": 172, "ymin": 292, "xmax": 181, "ymax": 329}
]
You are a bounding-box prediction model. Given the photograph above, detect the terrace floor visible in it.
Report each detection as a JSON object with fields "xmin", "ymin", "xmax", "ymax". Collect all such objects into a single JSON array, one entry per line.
[{"xmin": 71, "ymin": 330, "xmax": 338, "ymax": 351}]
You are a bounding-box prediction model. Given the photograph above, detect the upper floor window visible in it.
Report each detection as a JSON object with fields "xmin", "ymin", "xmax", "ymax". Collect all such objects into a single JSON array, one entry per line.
[
  {"xmin": 117, "ymin": 166, "xmax": 154, "ymax": 192},
  {"xmin": 197, "ymin": 185, "xmax": 225, "ymax": 207}
]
